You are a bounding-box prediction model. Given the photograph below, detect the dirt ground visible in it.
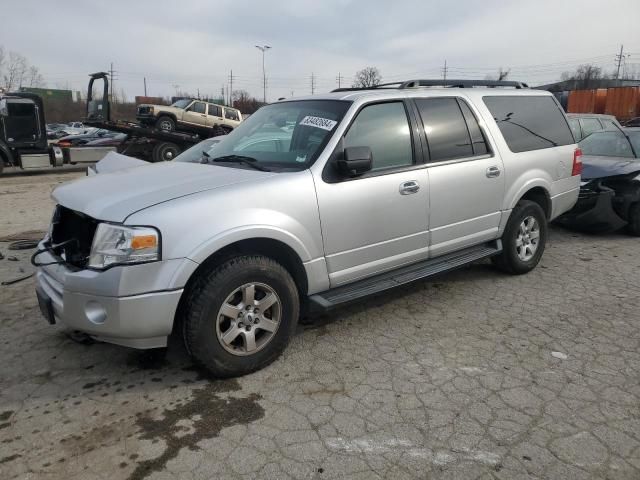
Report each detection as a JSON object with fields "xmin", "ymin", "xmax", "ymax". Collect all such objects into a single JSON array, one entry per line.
[{"xmin": 1, "ymin": 170, "xmax": 640, "ymax": 480}]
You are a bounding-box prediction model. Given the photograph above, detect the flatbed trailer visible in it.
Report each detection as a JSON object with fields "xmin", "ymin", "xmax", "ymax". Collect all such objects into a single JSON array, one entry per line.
[{"xmin": 84, "ymin": 72, "xmax": 225, "ymax": 162}]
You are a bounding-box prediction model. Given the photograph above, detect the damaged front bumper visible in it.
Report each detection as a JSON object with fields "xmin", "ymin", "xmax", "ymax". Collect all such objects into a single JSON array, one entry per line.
[{"xmin": 556, "ymin": 182, "xmax": 628, "ymax": 232}]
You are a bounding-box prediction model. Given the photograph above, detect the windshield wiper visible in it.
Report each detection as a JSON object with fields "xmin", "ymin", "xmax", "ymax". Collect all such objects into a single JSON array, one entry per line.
[{"xmin": 212, "ymin": 155, "xmax": 270, "ymax": 172}]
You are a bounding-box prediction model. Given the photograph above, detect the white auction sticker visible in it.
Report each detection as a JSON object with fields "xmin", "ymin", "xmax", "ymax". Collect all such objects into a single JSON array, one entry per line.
[{"xmin": 299, "ymin": 115, "xmax": 337, "ymax": 131}]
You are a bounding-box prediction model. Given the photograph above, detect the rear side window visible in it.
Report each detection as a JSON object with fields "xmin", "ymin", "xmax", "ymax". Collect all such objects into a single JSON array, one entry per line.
[
  {"xmin": 483, "ymin": 96, "xmax": 574, "ymax": 152},
  {"xmin": 415, "ymin": 97, "xmax": 488, "ymax": 161},
  {"xmin": 458, "ymin": 100, "xmax": 488, "ymax": 156},
  {"xmin": 208, "ymin": 104, "xmax": 222, "ymax": 117},
  {"xmin": 224, "ymin": 108, "xmax": 240, "ymax": 121},
  {"xmin": 581, "ymin": 118, "xmax": 603, "ymax": 137}
]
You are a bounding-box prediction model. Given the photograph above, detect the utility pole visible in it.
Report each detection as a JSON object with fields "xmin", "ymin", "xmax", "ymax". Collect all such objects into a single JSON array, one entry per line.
[
  {"xmin": 197, "ymin": 88, "xmax": 200, "ymax": 99},
  {"xmin": 615, "ymin": 45, "xmax": 627, "ymax": 80},
  {"xmin": 143, "ymin": 77, "xmax": 147, "ymax": 96},
  {"xmin": 255, "ymin": 45, "xmax": 271, "ymax": 103},
  {"xmin": 442, "ymin": 59, "xmax": 448, "ymax": 82},
  {"xmin": 221, "ymin": 86, "xmax": 225, "ymax": 105},
  {"xmin": 311, "ymin": 73, "xmax": 316, "ymax": 94},
  {"xmin": 336, "ymin": 72, "xmax": 344, "ymax": 89},
  {"xmin": 229, "ymin": 69, "xmax": 235, "ymax": 105},
  {"xmin": 109, "ymin": 62, "xmax": 115, "ymax": 103}
]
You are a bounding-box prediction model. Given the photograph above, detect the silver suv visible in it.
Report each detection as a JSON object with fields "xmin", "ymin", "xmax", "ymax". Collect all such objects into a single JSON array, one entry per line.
[{"xmin": 34, "ymin": 80, "xmax": 581, "ymax": 377}]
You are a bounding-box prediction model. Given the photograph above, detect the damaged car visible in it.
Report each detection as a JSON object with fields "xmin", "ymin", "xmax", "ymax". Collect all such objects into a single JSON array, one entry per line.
[{"xmin": 557, "ymin": 128, "xmax": 640, "ymax": 234}]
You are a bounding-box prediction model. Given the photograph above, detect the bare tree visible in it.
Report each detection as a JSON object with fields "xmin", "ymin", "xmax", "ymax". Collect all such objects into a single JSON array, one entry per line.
[
  {"xmin": 352, "ymin": 67, "xmax": 382, "ymax": 88},
  {"xmin": 3, "ymin": 51, "xmax": 28, "ymax": 91},
  {"xmin": 485, "ymin": 67, "xmax": 510, "ymax": 81},
  {"xmin": 560, "ymin": 64, "xmax": 607, "ymax": 89},
  {"xmin": 27, "ymin": 65, "xmax": 45, "ymax": 87},
  {"xmin": 231, "ymin": 89, "xmax": 263, "ymax": 114}
]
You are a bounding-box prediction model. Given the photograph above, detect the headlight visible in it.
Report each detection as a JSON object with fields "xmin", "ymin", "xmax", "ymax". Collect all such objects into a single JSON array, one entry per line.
[{"xmin": 88, "ymin": 224, "xmax": 160, "ymax": 269}]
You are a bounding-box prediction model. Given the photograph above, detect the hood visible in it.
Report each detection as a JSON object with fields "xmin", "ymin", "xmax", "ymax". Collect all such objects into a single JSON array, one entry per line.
[
  {"xmin": 581, "ymin": 155, "xmax": 640, "ymax": 180},
  {"xmin": 53, "ymin": 160, "xmax": 275, "ymax": 222}
]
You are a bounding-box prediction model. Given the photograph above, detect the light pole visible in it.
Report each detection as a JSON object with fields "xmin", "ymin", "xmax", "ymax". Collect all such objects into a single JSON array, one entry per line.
[{"xmin": 255, "ymin": 45, "xmax": 271, "ymax": 103}]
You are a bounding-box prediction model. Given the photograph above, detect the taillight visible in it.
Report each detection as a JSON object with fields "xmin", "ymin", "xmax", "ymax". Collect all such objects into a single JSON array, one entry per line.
[{"xmin": 572, "ymin": 148, "xmax": 582, "ymax": 176}]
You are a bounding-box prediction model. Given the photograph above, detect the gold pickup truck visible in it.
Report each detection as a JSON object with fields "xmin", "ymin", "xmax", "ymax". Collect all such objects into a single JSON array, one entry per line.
[{"xmin": 136, "ymin": 99, "xmax": 242, "ymax": 134}]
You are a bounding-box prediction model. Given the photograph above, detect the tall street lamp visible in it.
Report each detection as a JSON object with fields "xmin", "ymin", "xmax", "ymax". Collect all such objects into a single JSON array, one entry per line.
[{"xmin": 255, "ymin": 45, "xmax": 271, "ymax": 103}]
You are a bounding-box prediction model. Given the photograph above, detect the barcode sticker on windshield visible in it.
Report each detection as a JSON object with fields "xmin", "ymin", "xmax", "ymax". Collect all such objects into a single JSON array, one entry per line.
[{"xmin": 299, "ymin": 116, "xmax": 337, "ymax": 131}]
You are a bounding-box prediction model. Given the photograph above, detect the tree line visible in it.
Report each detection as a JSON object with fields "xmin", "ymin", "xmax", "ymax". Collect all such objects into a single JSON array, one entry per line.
[{"xmin": 0, "ymin": 45, "xmax": 45, "ymax": 91}]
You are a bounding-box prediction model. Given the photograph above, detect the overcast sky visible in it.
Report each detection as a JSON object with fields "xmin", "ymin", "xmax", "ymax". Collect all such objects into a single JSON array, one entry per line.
[{"xmin": 2, "ymin": 0, "xmax": 639, "ymax": 102}]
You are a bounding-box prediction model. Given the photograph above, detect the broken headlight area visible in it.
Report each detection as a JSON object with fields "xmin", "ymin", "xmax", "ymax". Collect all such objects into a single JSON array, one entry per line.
[{"xmin": 35, "ymin": 206, "xmax": 160, "ymax": 270}]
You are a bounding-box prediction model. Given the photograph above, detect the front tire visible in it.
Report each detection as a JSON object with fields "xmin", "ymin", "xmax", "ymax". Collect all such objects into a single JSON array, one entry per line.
[
  {"xmin": 156, "ymin": 116, "xmax": 175, "ymax": 132},
  {"xmin": 492, "ymin": 200, "xmax": 547, "ymax": 275},
  {"xmin": 183, "ymin": 255, "xmax": 299, "ymax": 378}
]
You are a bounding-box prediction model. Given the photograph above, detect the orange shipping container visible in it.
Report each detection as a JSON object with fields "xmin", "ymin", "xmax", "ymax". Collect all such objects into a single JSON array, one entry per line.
[
  {"xmin": 594, "ymin": 88, "xmax": 607, "ymax": 114},
  {"xmin": 567, "ymin": 89, "xmax": 597, "ymax": 113},
  {"xmin": 604, "ymin": 87, "xmax": 640, "ymax": 120}
]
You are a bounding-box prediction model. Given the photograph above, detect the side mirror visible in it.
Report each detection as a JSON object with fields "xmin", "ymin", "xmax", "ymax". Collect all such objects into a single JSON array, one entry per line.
[{"xmin": 337, "ymin": 146, "xmax": 373, "ymax": 176}]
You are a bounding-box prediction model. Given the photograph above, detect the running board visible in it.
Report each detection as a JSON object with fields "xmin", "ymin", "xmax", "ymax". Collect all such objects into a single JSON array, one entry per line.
[{"xmin": 309, "ymin": 240, "xmax": 502, "ymax": 311}]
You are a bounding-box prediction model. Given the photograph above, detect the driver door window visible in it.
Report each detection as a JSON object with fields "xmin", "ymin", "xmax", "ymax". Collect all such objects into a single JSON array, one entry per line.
[
  {"xmin": 344, "ymin": 102, "xmax": 413, "ymax": 171},
  {"xmin": 183, "ymin": 101, "xmax": 207, "ymax": 126}
]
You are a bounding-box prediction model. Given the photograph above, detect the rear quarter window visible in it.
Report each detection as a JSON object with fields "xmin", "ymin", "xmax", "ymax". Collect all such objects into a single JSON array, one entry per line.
[{"xmin": 483, "ymin": 96, "xmax": 574, "ymax": 153}]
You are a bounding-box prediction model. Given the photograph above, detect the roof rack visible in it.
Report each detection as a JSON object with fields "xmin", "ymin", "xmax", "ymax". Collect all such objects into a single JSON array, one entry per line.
[{"xmin": 332, "ymin": 79, "xmax": 528, "ymax": 92}]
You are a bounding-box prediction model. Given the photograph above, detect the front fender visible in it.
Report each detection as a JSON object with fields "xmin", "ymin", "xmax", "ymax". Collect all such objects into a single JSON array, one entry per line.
[{"xmin": 186, "ymin": 224, "xmax": 313, "ymax": 264}]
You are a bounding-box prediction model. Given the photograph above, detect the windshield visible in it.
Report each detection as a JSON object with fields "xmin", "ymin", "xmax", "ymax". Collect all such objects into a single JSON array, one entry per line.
[
  {"xmin": 176, "ymin": 100, "xmax": 351, "ymax": 170},
  {"xmin": 579, "ymin": 131, "xmax": 637, "ymax": 159},
  {"xmin": 173, "ymin": 137, "xmax": 224, "ymax": 162},
  {"xmin": 171, "ymin": 99, "xmax": 191, "ymax": 109}
]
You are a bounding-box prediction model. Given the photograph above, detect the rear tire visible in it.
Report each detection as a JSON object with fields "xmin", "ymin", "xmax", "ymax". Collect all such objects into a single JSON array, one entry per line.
[
  {"xmin": 492, "ymin": 200, "xmax": 547, "ymax": 275},
  {"xmin": 183, "ymin": 255, "xmax": 299, "ymax": 378},
  {"xmin": 626, "ymin": 202, "xmax": 640, "ymax": 236},
  {"xmin": 156, "ymin": 116, "xmax": 175, "ymax": 132},
  {"xmin": 151, "ymin": 142, "xmax": 180, "ymax": 162}
]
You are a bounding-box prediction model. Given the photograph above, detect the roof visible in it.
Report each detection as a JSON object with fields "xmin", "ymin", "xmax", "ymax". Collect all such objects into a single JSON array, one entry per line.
[
  {"xmin": 285, "ymin": 87, "xmax": 552, "ymax": 103},
  {"xmin": 567, "ymin": 113, "xmax": 617, "ymax": 119}
]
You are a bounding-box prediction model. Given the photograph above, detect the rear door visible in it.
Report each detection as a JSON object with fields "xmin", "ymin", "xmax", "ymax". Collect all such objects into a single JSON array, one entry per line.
[
  {"xmin": 206, "ymin": 104, "xmax": 224, "ymax": 128},
  {"xmin": 413, "ymin": 97, "xmax": 504, "ymax": 257},
  {"xmin": 182, "ymin": 101, "xmax": 207, "ymax": 126}
]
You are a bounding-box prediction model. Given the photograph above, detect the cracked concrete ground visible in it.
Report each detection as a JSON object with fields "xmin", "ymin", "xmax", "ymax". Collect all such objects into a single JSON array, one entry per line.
[{"xmin": 1, "ymin": 171, "xmax": 640, "ymax": 479}]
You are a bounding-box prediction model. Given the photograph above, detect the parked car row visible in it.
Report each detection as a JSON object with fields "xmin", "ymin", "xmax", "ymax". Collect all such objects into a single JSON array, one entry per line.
[{"xmin": 46, "ymin": 121, "xmax": 89, "ymax": 139}]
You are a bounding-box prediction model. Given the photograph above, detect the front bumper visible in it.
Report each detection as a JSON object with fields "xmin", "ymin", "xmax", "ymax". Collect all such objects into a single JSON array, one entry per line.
[
  {"xmin": 135, "ymin": 114, "xmax": 155, "ymax": 124},
  {"xmin": 556, "ymin": 185, "xmax": 627, "ymax": 233},
  {"xmin": 34, "ymin": 249, "xmax": 195, "ymax": 349}
]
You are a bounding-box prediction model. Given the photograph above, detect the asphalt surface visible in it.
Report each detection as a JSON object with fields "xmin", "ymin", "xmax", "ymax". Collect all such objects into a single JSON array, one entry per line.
[{"xmin": 1, "ymin": 175, "xmax": 639, "ymax": 479}]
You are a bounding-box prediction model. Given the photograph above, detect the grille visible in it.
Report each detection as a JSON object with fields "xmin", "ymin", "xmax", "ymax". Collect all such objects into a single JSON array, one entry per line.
[
  {"xmin": 137, "ymin": 106, "xmax": 151, "ymax": 115},
  {"xmin": 50, "ymin": 206, "xmax": 99, "ymax": 268}
]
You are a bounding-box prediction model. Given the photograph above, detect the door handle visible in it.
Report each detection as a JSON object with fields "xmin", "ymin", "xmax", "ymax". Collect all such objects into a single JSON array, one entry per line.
[
  {"xmin": 486, "ymin": 166, "xmax": 501, "ymax": 178},
  {"xmin": 399, "ymin": 180, "xmax": 420, "ymax": 195}
]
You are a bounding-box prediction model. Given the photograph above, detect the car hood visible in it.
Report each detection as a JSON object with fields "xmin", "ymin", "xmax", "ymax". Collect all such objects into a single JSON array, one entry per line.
[
  {"xmin": 53, "ymin": 161, "xmax": 275, "ymax": 222},
  {"xmin": 582, "ymin": 155, "xmax": 640, "ymax": 180}
]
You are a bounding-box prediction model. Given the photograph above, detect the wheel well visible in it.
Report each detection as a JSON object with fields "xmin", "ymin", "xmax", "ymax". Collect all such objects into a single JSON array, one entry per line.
[
  {"xmin": 173, "ymin": 238, "xmax": 308, "ymax": 337},
  {"xmin": 519, "ymin": 187, "xmax": 551, "ymax": 219},
  {"xmin": 157, "ymin": 112, "xmax": 177, "ymax": 122}
]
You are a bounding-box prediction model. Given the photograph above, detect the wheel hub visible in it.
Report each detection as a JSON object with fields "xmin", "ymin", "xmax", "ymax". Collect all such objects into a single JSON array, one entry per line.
[
  {"xmin": 216, "ymin": 282, "xmax": 282, "ymax": 356},
  {"xmin": 516, "ymin": 215, "xmax": 540, "ymax": 262}
]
